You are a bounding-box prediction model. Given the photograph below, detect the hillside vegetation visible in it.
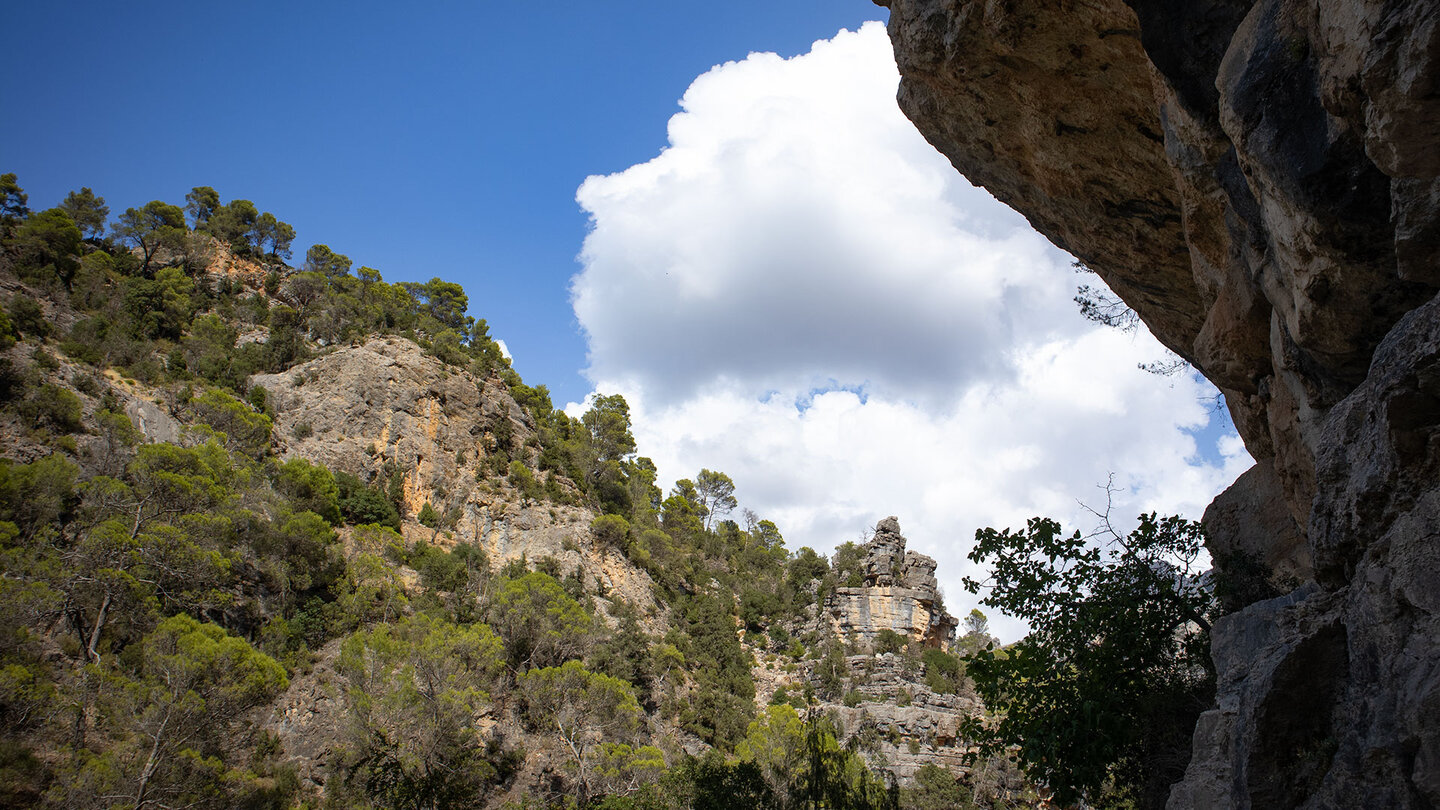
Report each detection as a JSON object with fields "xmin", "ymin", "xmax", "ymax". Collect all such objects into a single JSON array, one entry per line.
[{"xmin": 0, "ymin": 176, "xmax": 1034, "ymax": 809}]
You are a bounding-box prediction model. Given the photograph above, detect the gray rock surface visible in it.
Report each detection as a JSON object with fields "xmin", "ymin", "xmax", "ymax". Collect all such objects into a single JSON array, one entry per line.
[
  {"xmin": 1203, "ymin": 459, "xmax": 1311, "ymax": 588},
  {"xmin": 251, "ymin": 336, "xmax": 661, "ymax": 621},
  {"xmin": 827, "ymin": 518, "xmax": 958, "ymax": 649},
  {"xmin": 125, "ymin": 397, "xmax": 182, "ymax": 445},
  {"xmin": 253, "ymin": 336, "xmax": 531, "ymax": 515},
  {"xmin": 880, "ymin": 0, "xmax": 1440, "ymax": 804},
  {"xmin": 833, "ymin": 651, "xmax": 978, "ymax": 782}
]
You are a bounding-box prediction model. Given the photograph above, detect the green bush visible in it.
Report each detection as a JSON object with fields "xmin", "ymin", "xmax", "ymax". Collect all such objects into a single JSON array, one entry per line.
[
  {"xmin": 507, "ymin": 460, "xmax": 541, "ymax": 500},
  {"xmin": 7, "ymin": 295, "xmax": 49, "ymax": 340},
  {"xmin": 21, "ymin": 384, "xmax": 83, "ymax": 433},
  {"xmin": 31, "ymin": 347, "xmax": 59, "ymax": 372},
  {"xmin": 188, "ymin": 388, "xmax": 272, "ymax": 458},
  {"xmin": 335, "ymin": 472, "xmax": 401, "ymax": 530},
  {"xmin": 0, "ymin": 304, "xmax": 15, "ymax": 349},
  {"xmin": 875, "ymin": 628, "xmax": 908, "ymax": 655},
  {"xmin": 903, "ymin": 763, "xmax": 974, "ymax": 810},
  {"xmin": 922, "ymin": 648, "xmax": 962, "ymax": 694},
  {"xmin": 276, "ymin": 458, "xmax": 341, "ymax": 525},
  {"xmin": 590, "ymin": 513, "xmax": 630, "ymax": 549}
]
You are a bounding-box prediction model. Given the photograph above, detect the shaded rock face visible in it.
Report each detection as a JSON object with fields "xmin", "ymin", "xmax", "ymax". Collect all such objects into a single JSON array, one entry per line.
[
  {"xmin": 1202, "ymin": 458, "xmax": 1311, "ymax": 587},
  {"xmin": 756, "ymin": 519, "xmax": 977, "ymax": 787},
  {"xmin": 882, "ymin": 0, "xmax": 1440, "ymax": 805},
  {"xmin": 826, "ymin": 517, "xmax": 959, "ymax": 649},
  {"xmin": 754, "ymin": 650, "xmax": 983, "ymax": 786}
]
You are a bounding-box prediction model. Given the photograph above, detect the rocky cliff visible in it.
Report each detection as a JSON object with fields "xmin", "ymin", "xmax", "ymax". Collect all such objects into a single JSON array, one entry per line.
[
  {"xmin": 253, "ymin": 337, "xmax": 661, "ymax": 615},
  {"xmin": 825, "ymin": 517, "xmax": 959, "ymax": 650},
  {"xmin": 764, "ymin": 518, "xmax": 988, "ymax": 786},
  {"xmin": 879, "ymin": 0, "xmax": 1440, "ymax": 805}
]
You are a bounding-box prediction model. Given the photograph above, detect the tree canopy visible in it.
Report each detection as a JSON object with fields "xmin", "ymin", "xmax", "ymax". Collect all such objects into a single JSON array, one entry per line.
[{"xmin": 961, "ymin": 513, "xmax": 1215, "ymax": 809}]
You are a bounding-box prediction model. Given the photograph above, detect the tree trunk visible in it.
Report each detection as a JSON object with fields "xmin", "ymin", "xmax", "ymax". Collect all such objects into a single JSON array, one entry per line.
[
  {"xmin": 86, "ymin": 592, "xmax": 111, "ymax": 665},
  {"xmin": 133, "ymin": 707, "xmax": 171, "ymax": 810}
]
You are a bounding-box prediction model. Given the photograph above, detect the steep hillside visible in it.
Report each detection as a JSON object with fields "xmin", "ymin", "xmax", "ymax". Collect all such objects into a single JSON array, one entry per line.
[
  {"xmin": 251, "ymin": 338, "xmax": 661, "ymax": 616},
  {"xmin": 880, "ymin": 0, "xmax": 1440, "ymax": 805},
  {"xmin": 0, "ymin": 182, "xmax": 1040, "ymax": 809}
]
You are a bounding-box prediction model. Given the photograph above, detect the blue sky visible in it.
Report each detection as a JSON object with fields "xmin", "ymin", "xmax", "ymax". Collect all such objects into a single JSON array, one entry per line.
[
  {"xmin": 5, "ymin": 3, "xmax": 1250, "ymax": 638},
  {"xmin": 3, "ymin": 1, "xmax": 882, "ymax": 405}
]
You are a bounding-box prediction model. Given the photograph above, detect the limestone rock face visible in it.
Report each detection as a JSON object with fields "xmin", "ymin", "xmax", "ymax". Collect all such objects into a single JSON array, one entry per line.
[
  {"xmin": 826, "ymin": 518, "xmax": 959, "ymax": 650},
  {"xmin": 887, "ymin": 0, "xmax": 1437, "ymax": 528},
  {"xmin": 253, "ymin": 336, "xmax": 531, "ymax": 511},
  {"xmin": 833, "ymin": 652, "xmax": 978, "ymax": 781},
  {"xmin": 882, "ymin": 0, "xmax": 1440, "ymax": 804},
  {"xmin": 752, "ymin": 648, "xmax": 985, "ymax": 786},
  {"xmin": 252, "ymin": 337, "xmax": 660, "ymax": 617},
  {"xmin": 796, "ymin": 519, "xmax": 974, "ymax": 784},
  {"xmin": 1202, "ymin": 459, "xmax": 1311, "ymax": 586}
]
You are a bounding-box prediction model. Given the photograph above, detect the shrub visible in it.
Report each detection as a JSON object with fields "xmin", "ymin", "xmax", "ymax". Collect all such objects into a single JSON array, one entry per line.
[
  {"xmin": 922, "ymin": 648, "xmax": 963, "ymax": 695},
  {"xmin": 7, "ymin": 295, "xmax": 49, "ymax": 340},
  {"xmin": 248, "ymin": 384, "xmax": 271, "ymax": 415},
  {"xmin": 276, "ymin": 458, "xmax": 341, "ymax": 525},
  {"xmin": 69, "ymin": 371, "xmax": 101, "ymax": 397},
  {"xmin": 590, "ymin": 514, "xmax": 630, "ymax": 549},
  {"xmin": 875, "ymin": 628, "xmax": 908, "ymax": 655},
  {"xmin": 189, "ymin": 388, "xmax": 272, "ymax": 458},
  {"xmin": 410, "ymin": 540, "xmax": 468, "ymax": 592},
  {"xmin": 31, "ymin": 347, "xmax": 59, "ymax": 371},
  {"xmin": 21, "ymin": 384, "xmax": 83, "ymax": 433},
  {"xmin": 507, "ymin": 460, "xmax": 541, "ymax": 500},
  {"xmin": 0, "ymin": 304, "xmax": 15, "ymax": 349}
]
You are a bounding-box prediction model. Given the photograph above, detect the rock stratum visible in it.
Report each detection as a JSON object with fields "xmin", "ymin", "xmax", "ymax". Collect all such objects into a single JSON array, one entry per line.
[
  {"xmin": 825, "ymin": 516, "xmax": 959, "ymax": 650},
  {"xmin": 879, "ymin": 0, "xmax": 1440, "ymax": 806}
]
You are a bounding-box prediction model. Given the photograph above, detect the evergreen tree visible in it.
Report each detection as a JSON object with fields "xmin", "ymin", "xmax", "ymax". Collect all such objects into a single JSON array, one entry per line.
[
  {"xmin": 59, "ymin": 187, "xmax": 109, "ymax": 239},
  {"xmin": 113, "ymin": 200, "xmax": 187, "ymax": 273}
]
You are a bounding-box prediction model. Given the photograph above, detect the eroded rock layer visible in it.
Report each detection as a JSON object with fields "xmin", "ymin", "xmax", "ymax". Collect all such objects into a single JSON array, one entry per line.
[
  {"xmin": 880, "ymin": 0, "xmax": 1440, "ymax": 806},
  {"xmin": 826, "ymin": 517, "xmax": 959, "ymax": 650}
]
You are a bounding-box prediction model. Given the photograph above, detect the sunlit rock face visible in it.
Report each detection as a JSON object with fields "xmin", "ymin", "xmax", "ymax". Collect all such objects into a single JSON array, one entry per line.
[
  {"xmin": 880, "ymin": 0, "xmax": 1440, "ymax": 805},
  {"xmin": 825, "ymin": 517, "xmax": 959, "ymax": 650},
  {"xmin": 813, "ymin": 517, "xmax": 972, "ymax": 784}
]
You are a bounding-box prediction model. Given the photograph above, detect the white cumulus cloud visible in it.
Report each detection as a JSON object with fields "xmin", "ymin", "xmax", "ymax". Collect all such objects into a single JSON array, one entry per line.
[{"xmin": 569, "ymin": 22, "xmax": 1251, "ymax": 641}]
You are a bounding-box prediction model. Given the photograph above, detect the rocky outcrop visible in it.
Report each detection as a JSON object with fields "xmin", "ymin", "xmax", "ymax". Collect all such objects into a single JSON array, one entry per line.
[
  {"xmin": 836, "ymin": 652, "xmax": 977, "ymax": 782},
  {"xmin": 254, "ymin": 337, "xmax": 660, "ymax": 618},
  {"xmin": 880, "ymin": 0, "xmax": 1440, "ymax": 805},
  {"xmin": 254, "ymin": 336, "xmax": 532, "ymax": 514},
  {"xmin": 751, "ymin": 519, "xmax": 980, "ymax": 785},
  {"xmin": 825, "ymin": 517, "xmax": 959, "ymax": 650},
  {"xmin": 1202, "ymin": 459, "xmax": 1310, "ymax": 587}
]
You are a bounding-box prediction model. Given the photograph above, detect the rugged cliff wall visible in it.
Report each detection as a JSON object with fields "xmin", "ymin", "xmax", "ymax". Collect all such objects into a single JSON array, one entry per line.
[
  {"xmin": 825, "ymin": 517, "xmax": 959, "ymax": 650},
  {"xmin": 878, "ymin": 0, "xmax": 1440, "ymax": 806},
  {"xmin": 253, "ymin": 337, "xmax": 660, "ymax": 612},
  {"xmin": 802, "ymin": 519, "xmax": 980, "ymax": 785}
]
